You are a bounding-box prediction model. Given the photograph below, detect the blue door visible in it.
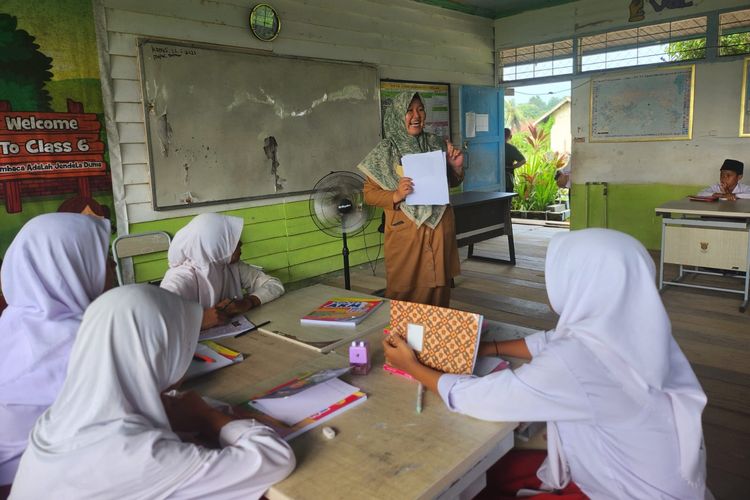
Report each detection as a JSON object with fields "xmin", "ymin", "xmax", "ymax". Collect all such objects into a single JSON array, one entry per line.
[{"xmin": 460, "ymin": 86, "xmax": 504, "ymax": 191}]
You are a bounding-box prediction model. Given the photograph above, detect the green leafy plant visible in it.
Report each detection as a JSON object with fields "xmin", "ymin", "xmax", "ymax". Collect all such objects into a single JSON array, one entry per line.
[
  {"xmin": 510, "ymin": 122, "xmax": 567, "ymax": 212},
  {"xmin": 666, "ymin": 33, "xmax": 750, "ymax": 61},
  {"xmin": 0, "ymin": 14, "xmax": 53, "ymax": 111}
]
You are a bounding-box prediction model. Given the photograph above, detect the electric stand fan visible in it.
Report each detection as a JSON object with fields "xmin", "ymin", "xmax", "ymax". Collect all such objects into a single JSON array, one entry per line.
[{"xmin": 309, "ymin": 171, "xmax": 374, "ymax": 290}]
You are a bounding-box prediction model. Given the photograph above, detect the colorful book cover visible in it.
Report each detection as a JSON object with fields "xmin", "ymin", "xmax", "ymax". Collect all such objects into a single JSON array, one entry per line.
[
  {"xmin": 243, "ymin": 369, "xmax": 367, "ymax": 441},
  {"xmin": 300, "ymin": 297, "xmax": 383, "ymax": 327},
  {"xmin": 389, "ymin": 300, "xmax": 483, "ymax": 375}
]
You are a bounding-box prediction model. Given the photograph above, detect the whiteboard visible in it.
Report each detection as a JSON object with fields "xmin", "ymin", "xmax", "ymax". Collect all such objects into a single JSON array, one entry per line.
[{"xmin": 138, "ymin": 40, "xmax": 381, "ymax": 210}]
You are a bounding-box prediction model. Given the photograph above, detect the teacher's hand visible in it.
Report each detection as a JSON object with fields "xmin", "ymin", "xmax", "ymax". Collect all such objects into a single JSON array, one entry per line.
[
  {"xmin": 393, "ymin": 176, "xmax": 414, "ymax": 204},
  {"xmin": 446, "ymin": 140, "xmax": 464, "ymax": 172}
]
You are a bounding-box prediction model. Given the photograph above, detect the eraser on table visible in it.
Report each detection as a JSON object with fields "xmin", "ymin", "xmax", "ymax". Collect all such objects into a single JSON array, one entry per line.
[{"xmin": 322, "ymin": 426, "xmax": 336, "ymax": 440}]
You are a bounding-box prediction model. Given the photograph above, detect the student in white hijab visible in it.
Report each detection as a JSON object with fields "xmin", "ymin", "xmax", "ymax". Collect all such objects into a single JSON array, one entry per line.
[
  {"xmin": 10, "ymin": 285, "xmax": 295, "ymax": 500},
  {"xmin": 160, "ymin": 213, "xmax": 285, "ymax": 330},
  {"xmin": 384, "ymin": 228, "xmax": 709, "ymax": 500},
  {"xmin": 0, "ymin": 213, "xmax": 111, "ymax": 494}
]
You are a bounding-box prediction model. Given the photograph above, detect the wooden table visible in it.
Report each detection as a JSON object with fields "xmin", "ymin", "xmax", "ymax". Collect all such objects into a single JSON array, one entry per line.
[
  {"xmin": 450, "ymin": 191, "xmax": 517, "ymax": 265},
  {"xmin": 244, "ymin": 284, "xmax": 390, "ymax": 353},
  {"xmin": 190, "ymin": 285, "xmax": 517, "ymax": 500},
  {"xmin": 655, "ymin": 198, "xmax": 750, "ymax": 312}
]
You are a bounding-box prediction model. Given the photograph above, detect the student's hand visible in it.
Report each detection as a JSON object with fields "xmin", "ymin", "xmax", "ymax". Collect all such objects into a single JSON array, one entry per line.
[
  {"xmin": 201, "ymin": 306, "xmax": 230, "ymax": 330},
  {"xmin": 162, "ymin": 391, "xmax": 234, "ymax": 439},
  {"xmin": 382, "ymin": 334, "xmax": 419, "ymax": 373},
  {"xmin": 446, "ymin": 140, "xmax": 464, "ymax": 172},
  {"xmin": 161, "ymin": 391, "xmax": 215, "ymax": 432},
  {"xmin": 224, "ymin": 295, "xmax": 261, "ymax": 315},
  {"xmin": 393, "ymin": 176, "xmax": 414, "ymax": 204}
]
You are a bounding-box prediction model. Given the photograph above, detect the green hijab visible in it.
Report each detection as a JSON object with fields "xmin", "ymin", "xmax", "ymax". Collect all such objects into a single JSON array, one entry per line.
[{"xmin": 358, "ymin": 91, "xmax": 446, "ymax": 229}]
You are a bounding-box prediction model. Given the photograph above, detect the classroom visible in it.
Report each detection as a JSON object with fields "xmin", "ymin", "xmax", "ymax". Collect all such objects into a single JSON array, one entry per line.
[{"xmin": 1, "ymin": 0, "xmax": 749, "ymax": 499}]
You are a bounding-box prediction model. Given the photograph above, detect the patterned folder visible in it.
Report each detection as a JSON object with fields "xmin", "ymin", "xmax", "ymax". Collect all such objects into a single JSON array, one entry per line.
[{"xmin": 389, "ymin": 300, "xmax": 483, "ymax": 375}]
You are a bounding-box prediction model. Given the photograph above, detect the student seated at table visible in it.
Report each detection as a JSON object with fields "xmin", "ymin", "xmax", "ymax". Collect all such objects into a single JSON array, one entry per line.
[
  {"xmin": 9, "ymin": 285, "xmax": 295, "ymax": 499},
  {"xmin": 697, "ymin": 158, "xmax": 750, "ymax": 200},
  {"xmin": 161, "ymin": 213, "xmax": 285, "ymax": 330},
  {"xmin": 0, "ymin": 214, "xmax": 111, "ymax": 498},
  {"xmin": 384, "ymin": 229, "xmax": 709, "ymax": 500}
]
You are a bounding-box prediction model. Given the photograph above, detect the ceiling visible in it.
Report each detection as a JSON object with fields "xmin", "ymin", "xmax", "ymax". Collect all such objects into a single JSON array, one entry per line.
[{"xmin": 412, "ymin": 0, "xmax": 578, "ymax": 19}]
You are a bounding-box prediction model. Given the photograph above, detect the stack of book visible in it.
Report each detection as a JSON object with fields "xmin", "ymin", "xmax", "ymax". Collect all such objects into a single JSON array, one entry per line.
[{"xmin": 300, "ymin": 297, "xmax": 383, "ymax": 328}]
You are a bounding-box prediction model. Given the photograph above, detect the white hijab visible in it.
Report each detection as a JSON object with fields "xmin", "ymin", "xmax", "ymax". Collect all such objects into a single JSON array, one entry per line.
[
  {"xmin": 0, "ymin": 213, "xmax": 110, "ymax": 406},
  {"xmin": 541, "ymin": 228, "xmax": 707, "ymax": 489},
  {"xmin": 167, "ymin": 213, "xmax": 244, "ymax": 307},
  {"xmin": 13, "ymin": 285, "xmax": 206, "ymax": 499}
]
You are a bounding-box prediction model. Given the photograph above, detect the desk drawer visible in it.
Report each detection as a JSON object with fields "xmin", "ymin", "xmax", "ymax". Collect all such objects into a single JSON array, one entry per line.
[{"xmin": 664, "ymin": 225, "xmax": 749, "ymax": 271}]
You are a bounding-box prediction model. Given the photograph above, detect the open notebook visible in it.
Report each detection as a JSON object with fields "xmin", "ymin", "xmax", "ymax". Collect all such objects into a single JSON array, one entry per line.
[
  {"xmin": 245, "ymin": 368, "xmax": 366, "ymax": 440},
  {"xmin": 185, "ymin": 341, "xmax": 243, "ymax": 380}
]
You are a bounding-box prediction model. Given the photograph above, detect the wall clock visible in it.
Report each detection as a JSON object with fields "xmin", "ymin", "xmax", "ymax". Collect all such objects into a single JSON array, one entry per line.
[{"xmin": 249, "ymin": 4, "xmax": 281, "ymax": 42}]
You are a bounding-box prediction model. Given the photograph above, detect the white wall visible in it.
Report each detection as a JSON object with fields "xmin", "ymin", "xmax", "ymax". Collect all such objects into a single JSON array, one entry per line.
[
  {"xmin": 95, "ymin": 0, "xmax": 493, "ymax": 228},
  {"xmin": 494, "ymin": 0, "xmax": 750, "ymax": 187},
  {"xmin": 494, "ymin": 0, "xmax": 749, "ymax": 49},
  {"xmin": 571, "ymin": 59, "xmax": 748, "ymax": 185}
]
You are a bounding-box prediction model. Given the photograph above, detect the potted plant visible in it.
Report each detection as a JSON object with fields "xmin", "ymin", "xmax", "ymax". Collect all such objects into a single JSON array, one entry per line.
[{"xmin": 510, "ymin": 123, "xmax": 568, "ymax": 220}]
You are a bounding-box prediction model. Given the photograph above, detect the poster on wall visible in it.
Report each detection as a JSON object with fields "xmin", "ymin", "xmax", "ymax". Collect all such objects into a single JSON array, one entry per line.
[
  {"xmin": 741, "ymin": 57, "xmax": 750, "ymax": 137},
  {"xmin": 589, "ymin": 65, "xmax": 694, "ymax": 142},
  {"xmin": 380, "ymin": 80, "xmax": 451, "ymax": 141},
  {"xmin": 0, "ymin": 0, "xmax": 111, "ymax": 256}
]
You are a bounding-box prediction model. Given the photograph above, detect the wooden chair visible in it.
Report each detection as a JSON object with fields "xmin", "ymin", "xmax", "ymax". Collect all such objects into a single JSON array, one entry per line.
[{"xmin": 112, "ymin": 231, "xmax": 171, "ymax": 286}]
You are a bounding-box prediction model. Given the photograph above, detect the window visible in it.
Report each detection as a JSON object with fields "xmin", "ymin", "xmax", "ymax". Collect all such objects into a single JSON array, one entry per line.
[
  {"xmin": 579, "ymin": 17, "xmax": 706, "ymax": 71},
  {"xmin": 499, "ymin": 40, "xmax": 573, "ymax": 82},
  {"xmin": 719, "ymin": 8, "xmax": 750, "ymax": 56}
]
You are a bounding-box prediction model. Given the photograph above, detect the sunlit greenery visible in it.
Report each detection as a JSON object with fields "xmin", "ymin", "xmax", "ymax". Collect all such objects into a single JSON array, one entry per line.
[
  {"xmin": 666, "ymin": 33, "xmax": 750, "ymax": 61},
  {"xmin": 504, "ymin": 95, "xmax": 564, "ymax": 133},
  {"xmin": 510, "ymin": 120, "xmax": 568, "ymax": 212}
]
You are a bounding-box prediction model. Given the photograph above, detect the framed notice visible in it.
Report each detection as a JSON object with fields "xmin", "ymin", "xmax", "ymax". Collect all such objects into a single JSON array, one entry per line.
[
  {"xmin": 740, "ymin": 57, "xmax": 750, "ymax": 137},
  {"xmin": 589, "ymin": 65, "xmax": 694, "ymax": 142},
  {"xmin": 380, "ymin": 80, "xmax": 451, "ymax": 141}
]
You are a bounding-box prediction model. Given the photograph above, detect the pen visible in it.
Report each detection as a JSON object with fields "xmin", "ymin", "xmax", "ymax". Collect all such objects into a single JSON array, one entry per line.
[
  {"xmin": 193, "ymin": 353, "xmax": 215, "ymax": 363},
  {"xmin": 218, "ymin": 296, "xmax": 239, "ymax": 312},
  {"xmin": 235, "ymin": 320, "xmax": 271, "ymax": 338},
  {"xmin": 416, "ymin": 383, "xmax": 423, "ymax": 414}
]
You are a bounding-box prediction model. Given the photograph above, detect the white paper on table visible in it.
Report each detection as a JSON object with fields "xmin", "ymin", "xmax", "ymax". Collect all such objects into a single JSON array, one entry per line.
[
  {"xmin": 465, "ymin": 111, "xmax": 476, "ymax": 138},
  {"xmin": 252, "ymin": 378, "xmax": 360, "ymax": 426},
  {"xmin": 402, "ymin": 151, "xmax": 449, "ymax": 206},
  {"xmin": 476, "ymin": 113, "xmax": 489, "ymax": 132},
  {"xmin": 199, "ymin": 315, "xmax": 255, "ymax": 341}
]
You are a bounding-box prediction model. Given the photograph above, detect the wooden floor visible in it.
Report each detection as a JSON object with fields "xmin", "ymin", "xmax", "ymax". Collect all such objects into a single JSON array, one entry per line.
[{"xmin": 320, "ymin": 223, "xmax": 750, "ymax": 500}]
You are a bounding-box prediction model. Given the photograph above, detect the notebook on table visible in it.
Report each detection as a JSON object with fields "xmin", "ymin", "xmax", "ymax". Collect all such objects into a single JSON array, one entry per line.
[
  {"xmin": 243, "ymin": 368, "xmax": 367, "ymax": 441},
  {"xmin": 389, "ymin": 300, "xmax": 484, "ymax": 375}
]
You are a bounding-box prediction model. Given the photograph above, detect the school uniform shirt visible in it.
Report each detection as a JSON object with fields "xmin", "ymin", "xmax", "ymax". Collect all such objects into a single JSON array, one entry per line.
[
  {"xmin": 160, "ymin": 213, "xmax": 284, "ymax": 308},
  {"xmin": 696, "ymin": 182, "xmax": 750, "ymax": 198},
  {"xmin": 0, "ymin": 213, "xmax": 110, "ymax": 485},
  {"xmin": 438, "ymin": 229, "xmax": 708, "ymax": 500},
  {"xmin": 10, "ymin": 285, "xmax": 294, "ymax": 500}
]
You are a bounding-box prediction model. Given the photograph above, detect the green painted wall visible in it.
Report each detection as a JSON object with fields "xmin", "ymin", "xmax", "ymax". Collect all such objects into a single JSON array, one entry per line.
[
  {"xmin": 0, "ymin": 194, "xmax": 115, "ymax": 256},
  {"xmin": 129, "ymin": 201, "xmax": 383, "ymax": 285},
  {"xmin": 570, "ymin": 183, "xmax": 701, "ymax": 250}
]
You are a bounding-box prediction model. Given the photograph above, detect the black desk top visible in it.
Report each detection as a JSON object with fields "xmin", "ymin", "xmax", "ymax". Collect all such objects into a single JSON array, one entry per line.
[{"xmin": 450, "ymin": 191, "xmax": 517, "ymax": 207}]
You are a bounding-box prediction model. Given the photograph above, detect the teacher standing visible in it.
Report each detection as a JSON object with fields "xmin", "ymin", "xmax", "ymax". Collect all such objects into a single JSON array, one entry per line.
[{"xmin": 359, "ymin": 91, "xmax": 464, "ymax": 307}]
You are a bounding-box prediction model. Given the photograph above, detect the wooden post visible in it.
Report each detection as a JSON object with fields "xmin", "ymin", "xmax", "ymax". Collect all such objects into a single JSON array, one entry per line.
[{"xmin": 4, "ymin": 181, "xmax": 22, "ymax": 213}]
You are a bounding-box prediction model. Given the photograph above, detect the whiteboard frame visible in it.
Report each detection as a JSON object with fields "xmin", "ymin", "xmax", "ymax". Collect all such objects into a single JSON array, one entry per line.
[{"xmin": 136, "ymin": 38, "xmax": 380, "ymax": 211}]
